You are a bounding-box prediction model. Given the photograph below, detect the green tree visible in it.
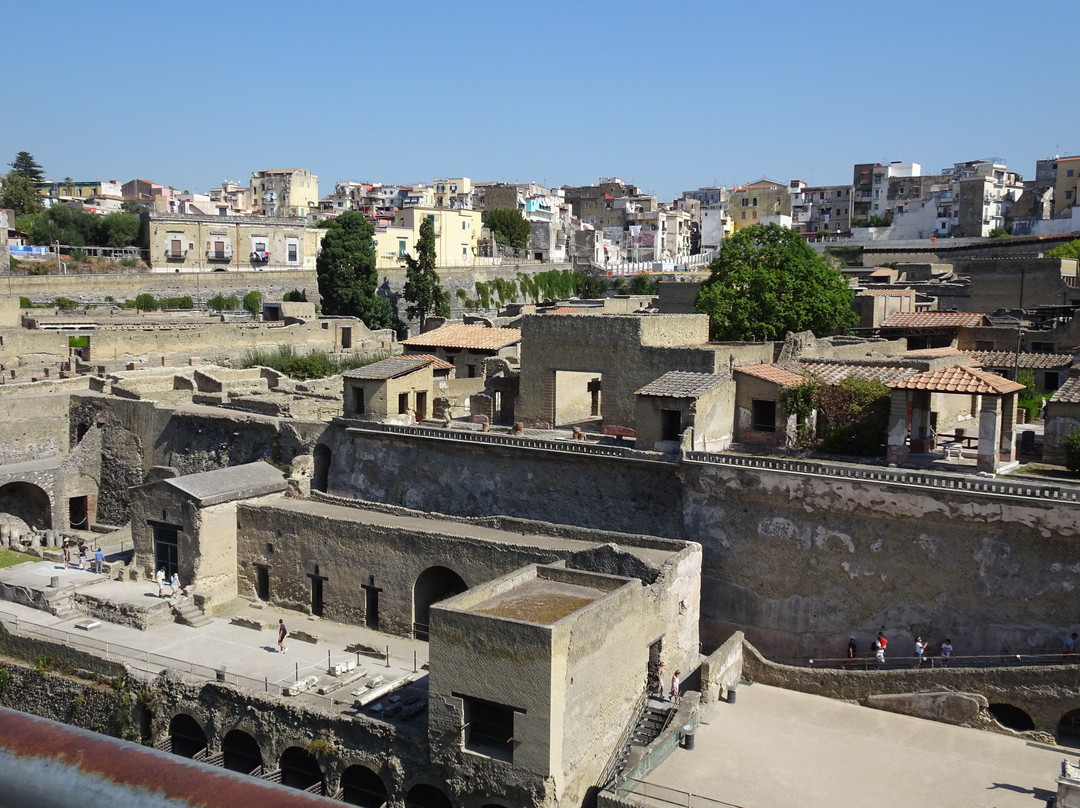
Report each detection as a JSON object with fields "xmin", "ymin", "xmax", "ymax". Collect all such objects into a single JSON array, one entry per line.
[
  {"xmin": 1065, "ymin": 426, "xmax": 1080, "ymax": 474},
  {"xmin": 694, "ymin": 223, "xmax": 857, "ymax": 340},
  {"xmin": 134, "ymin": 293, "xmax": 158, "ymax": 312},
  {"xmin": 93, "ymin": 212, "xmax": 140, "ymax": 248},
  {"xmin": 316, "ymin": 211, "xmax": 401, "ymax": 331},
  {"xmin": 0, "ymin": 171, "xmax": 44, "ymax": 216},
  {"xmin": 1046, "ymin": 239, "xmax": 1080, "ymax": 260},
  {"xmin": 484, "ymin": 209, "xmax": 531, "ymax": 251},
  {"xmin": 29, "ymin": 205, "xmax": 94, "ymax": 247},
  {"xmin": 242, "ymin": 290, "xmax": 263, "ymax": 318},
  {"xmin": 8, "ymin": 152, "xmax": 44, "ymax": 183},
  {"xmin": 402, "ymin": 217, "xmax": 450, "ymax": 331}
]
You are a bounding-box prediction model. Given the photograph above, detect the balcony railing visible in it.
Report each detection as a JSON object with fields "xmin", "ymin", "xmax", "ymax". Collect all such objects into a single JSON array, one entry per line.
[
  {"xmin": 206, "ymin": 250, "xmax": 232, "ymax": 261},
  {"xmin": 165, "ymin": 249, "xmax": 187, "ymax": 260}
]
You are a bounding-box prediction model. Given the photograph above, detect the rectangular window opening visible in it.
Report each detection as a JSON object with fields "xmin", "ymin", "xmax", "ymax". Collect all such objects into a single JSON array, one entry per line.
[
  {"xmin": 462, "ymin": 696, "xmax": 517, "ymax": 762},
  {"xmin": 751, "ymin": 400, "xmax": 776, "ymax": 433}
]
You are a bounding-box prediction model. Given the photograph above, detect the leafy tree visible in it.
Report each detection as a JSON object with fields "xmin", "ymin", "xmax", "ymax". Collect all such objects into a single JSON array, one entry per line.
[
  {"xmin": 62, "ymin": 177, "xmax": 75, "ymax": 197},
  {"xmin": 1046, "ymin": 239, "xmax": 1080, "ymax": 260},
  {"xmin": 52, "ymin": 297, "xmax": 78, "ymax": 311},
  {"xmin": 0, "ymin": 171, "xmax": 43, "ymax": 216},
  {"xmin": 989, "ymin": 227, "xmax": 1010, "ymax": 238},
  {"xmin": 484, "ymin": 209, "xmax": 531, "ymax": 251},
  {"xmin": 94, "ymin": 212, "xmax": 140, "ymax": 248},
  {"xmin": 134, "ymin": 293, "xmax": 158, "ymax": 312},
  {"xmin": 207, "ymin": 294, "xmax": 239, "ymax": 312},
  {"xmin": 316, "ymin": 211, "xmax": 401, "ymax": 331},
  {"xmin": 402, "ymin": 217, "xmax": 450, "ymax": 331},
  {"xmin": 243, "ymin": 290, "xmax": 263, "ymax": 318},
  {"xmin": 695, "ymin": 223, "xmax": 857, "ymax": 341},
  {"xmin": 1065, "ymin": 426, "xmax": 1080, "ymax": 474},
  {"xmin": 629, "ymin": 272, "xmax": 657, "ymax": 295},
  {"xmin": 8, "ymin": 152, "xmax": 44, "ymax": 182}
]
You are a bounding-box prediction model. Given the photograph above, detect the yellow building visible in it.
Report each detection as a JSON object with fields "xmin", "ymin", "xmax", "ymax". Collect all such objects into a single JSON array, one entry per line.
[
  {"xmin": 1053, "ymin": 156, "xmax": 1080, "ymax": 214},
  {"xmin": 147, "ymin": 213, "xmax": 321, "ymax": 273},
  {"xmin": 432, "ymin": 177, "xmax": 471, "ymax": 209},
  {"xmin": 728, "ymin": 179, "xmax": 790, "ymax": 231},
  {"xmin": 372, "ymin": 207, "xmax": 481, "ymax": 269},
  {"xmin": 250, "ymin": 169, "xmax": 319, "ymax": 218}
]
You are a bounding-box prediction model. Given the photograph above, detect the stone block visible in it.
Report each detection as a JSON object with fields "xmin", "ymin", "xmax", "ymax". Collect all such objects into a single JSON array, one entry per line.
[{"xmin": 867, "ymin": 691, "xmax": 986, "ymax": 725}]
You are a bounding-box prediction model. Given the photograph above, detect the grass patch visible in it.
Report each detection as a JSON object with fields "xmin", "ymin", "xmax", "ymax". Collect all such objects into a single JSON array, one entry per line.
[
  {"xmin": 237, "ymin": 345, "xmax": 389, "ymax": 380},
  {"xmin": 0, "ymin": 549, "xmax": 37, "ymax": 569}
]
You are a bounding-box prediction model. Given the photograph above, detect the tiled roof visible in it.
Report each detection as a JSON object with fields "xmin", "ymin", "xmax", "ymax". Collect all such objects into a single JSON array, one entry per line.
[
  {"xmin": 343, "ymin": 355, "xmax": 440, "ymax": 380},
  {"xmin": 967, "ymin": 351, "xmax": 1074, "ymax": 370},
  {"xmin": 635, "ymin": 371, "xmax": 727, "ymax": 399},
  {"xmin": 888, "ymin": 365, "xmax": 1025, "ymax": 395},
  {"xmin": 1051, "ymin": 375, "xmax": 1080, "ymax": 404},
  {"xmin": 734, "ymin": 364, "xmax": 806, "ymax": 387},
  {"xmin": 401, "ymin": 353, "xmax": 454, "ymax": 371},
  {"xmin": 902, "ymin": 347, "xmax": 968, "ymax": 359},
  {"xmin": 868, "ymin": 268, "xmax": 894, "ymax": 278},
  {"xmin": 798, "ymin": 361, "xmax": 920, "ymax": 386},
  {"xmin": 402, "ymin": 324, "xmax": 521, "ymax": 350},
  {"xmin": 881, "ymin": 312, "xmax": 989, "ymax": 328}
]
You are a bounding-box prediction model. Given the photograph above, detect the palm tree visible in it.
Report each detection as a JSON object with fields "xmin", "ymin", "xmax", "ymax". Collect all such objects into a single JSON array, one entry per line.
[{"xmin": 62, "ymin": 177, "xmax": 75, "ymax": 198}]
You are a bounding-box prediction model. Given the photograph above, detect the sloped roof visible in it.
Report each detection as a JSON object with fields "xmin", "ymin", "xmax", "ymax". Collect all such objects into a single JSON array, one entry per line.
[
  {"xmin": 881, "ymin": 312, "xmax": 990, "ymax": 328},
  {"xmin": 159, "ymin": 462, "xmax": 286, "ymax": 506},
  {"xmin": 402, "ymin": 324, "xmax": 521, "ymax": 350},
  {"xmin": 734, "ymin": 364, "xmax": 805, "ymax": 387},
  {"xmin": 1051, "ymin": 375, "xmax": 1080, "ymax": 404},
  {"xmin": 798, "ymin": 361, "xmax": 920, "ymax": 386},
  {"xmin": 967, "ymin": 351, "xmax": 1074, "ymax": 370},
  {"xmin": 635, "ymin": 371, "xmax": 727, "ymax": 399},
  {"xmin": 901, "ymin": 347, "xmax": 968, "ymax": 359},
  {"xmin": 868, "ymin": 268, "xmax": 895, "ymax": 278},
  {"xmin": 888, "ymin": 365, "xmax": 1025, "ymax": 395},
  {"xmin": 342, "ymin": 354, "xmax": 448, "ymax": 381},
  {"xmin": 855, "ymin": 288, "xmax": 914, "ymax": 297}
]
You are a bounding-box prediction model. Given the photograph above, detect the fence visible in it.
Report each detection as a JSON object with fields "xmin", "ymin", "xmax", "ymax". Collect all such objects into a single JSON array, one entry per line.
[
  {"xmin": 783, "ymin": 651, "xmax": 1079, "ymax": 671},
  {"xmin": 616, "ymin": 777, "xmax": 743, "ymax": 808},
  {"xmin": 605, "ymin": 251, "xmax": 717, "ymax": 276},
  {"xmin": 0, "ymin": 607, "xmax": 397, "ymax": 711},
  {"xmin": 683, "ymin": 450, "xmax": 1080, "ymax": 503}
]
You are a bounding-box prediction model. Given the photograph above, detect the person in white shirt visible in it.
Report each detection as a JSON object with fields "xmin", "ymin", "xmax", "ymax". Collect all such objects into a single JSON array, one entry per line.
[{"xmin": 940, "ymin": 638, "xmax": 953, "ymax": 668}]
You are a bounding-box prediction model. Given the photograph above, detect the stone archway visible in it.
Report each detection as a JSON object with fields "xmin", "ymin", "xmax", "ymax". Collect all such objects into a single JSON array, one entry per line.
[
  {"xmin": 988, "ymin": 703, "xmax": 1035, "ymax": 732},
  {"xmin": 404, "ymin": 783, "xmax": 453, "ymax": 808},
  {"xmin": 413, "ymin": 566, "xmax": 466, "ymax": 640},
  {"xmin": 0, "ymin": 481, "xmax": 51, "ymax": 531},
  {"xmin": 340, "ymin": 765, "xmax": 390, "ymax": 807},
  {"xmin": 1057, "ymin": 708, "xmax": 1080, "ymax": 748},
  {"xmin": 222, "ymin": 728, "xmax": 263, "ymax": 775},
  {"xmin": 168, "ymin": 713, "xmax": 207, "ymax": 758},
  {"xmin": 280, "ymin": 746, "xmax": 323, "ymax": 791}
]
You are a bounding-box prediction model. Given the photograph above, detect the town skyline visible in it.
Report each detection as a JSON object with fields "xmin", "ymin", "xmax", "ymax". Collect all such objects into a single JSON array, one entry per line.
[{"xmin": 5, "ymin": 0, "xmax": 1079, "ymax": 202}]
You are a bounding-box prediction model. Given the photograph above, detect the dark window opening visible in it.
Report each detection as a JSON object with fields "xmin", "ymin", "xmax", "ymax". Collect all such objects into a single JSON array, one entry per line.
[
  {"xmin": 256, "ymin": 565, "xmax": 269, "ymax": 601},
  {"xmin": 310, "ymin": 575, "xmax": 324, "ymax": 617},
  {"xmin": 168, "ymin": 714, "xmax": 207, "ymax": 759},
  {"xmin": 398, "ymin": 392, "xmax": 410, "ymax": 414},
  {"xmin": 68, "ymin": 496, "xmax": 88, "ymax": 531},
  {"xmin": 462, "ymin": 696, "xmax": 518, "ymax": 762},
  {"xmin": 363, "ymin": 577, "xmax": 381, "ymax": 630},
  {"xmin": 153, "ymin": 524, "xmax": 179, "ymax": 579},
  {"xmin": 751, "ymin": 400, "xmax": 776, "ymax": 432},
  {"xmin": 661, "ymin": 408, "xmax": 682, "ymax": 441},
  {"xmin": 988, "ymin": 703, "xmax": 1035, "ymax": 732}
]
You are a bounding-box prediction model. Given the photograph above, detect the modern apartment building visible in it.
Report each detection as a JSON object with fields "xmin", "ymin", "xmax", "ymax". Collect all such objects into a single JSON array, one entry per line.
[{"xmin": 250, "ymin": 169, "xmax": 319, "ymax": 218}]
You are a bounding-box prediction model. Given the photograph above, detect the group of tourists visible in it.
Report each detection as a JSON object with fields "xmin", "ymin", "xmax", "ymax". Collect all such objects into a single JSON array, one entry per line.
[
  {"xmin": 155, "ymin": 567, "xmax": 182, "ymax": 599},
  {"xmin": 63, "ymin": 540, "xmax": 103, "ymax": 574},
  {"xmin": 846, "ymin": 632, "xmax": 953, "ymax": 669}
]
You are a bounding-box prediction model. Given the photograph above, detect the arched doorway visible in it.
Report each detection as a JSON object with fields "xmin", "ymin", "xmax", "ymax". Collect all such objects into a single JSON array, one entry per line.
[
  {"xmin": 0, "ymin": 481, "xmax": 51, "ymax": 530},
  {"xmin": 413, "ymin": 566, "xmax": 466, "ymax": 640},
  {"xmin": 168, "ymin": 713, "xmax": 207, "ymax": 758},
  {"xmin": 222, "ymin": 729, "xmax": 263, "ymax": 775},
  {"xmin": 312, "ymin": 445, "xmax": 331, "ymax": 493},
  {"xmin": 988, "ymin": 703, "xmax": 1035, "ymax": 732},
  {"xmin": 1057, "ymin": 709, "xmax": 1080, "ymax": 748},
  {"xmin": 280, "ymin": 746, "xmax": 323, "ymax": 792},
  {"xmin": 341, "ymin": 765, "xmax": 390, "ymax": 807},
  {"xmin": 404, "ymin": 784, "xmax": 452, "ymax": 808}
]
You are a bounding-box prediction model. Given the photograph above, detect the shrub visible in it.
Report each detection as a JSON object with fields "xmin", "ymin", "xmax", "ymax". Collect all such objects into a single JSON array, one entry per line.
[
  {"xmin": 238, "ymin": 344, "xmax": 388, "ymax": 380},
  {"xmin": 207, "ymin": 294, "xmax": 239, "ymax": 312},
  {"xmin": 989, "ymin": 227, "xmax": 1009, "ymax": 238},
  {"xmin": 134, "ymin": 293, "xmax": 158, "ymax": 312},
  {"xmin": 243, "ymin": 290, "xmax": 263, "ymax": 318},
  {"xmin": 53, "ymin": 297, "xmax": 78, "ymax": 311},
  {"xmin": 18, "ymin": 296, "xmax": 32, "ymax": 309},
  {"xmin": 159, "ymin": 296, "xmax": 193, "ymax": 310},
  {"xmin": 68, "ymin": 336, "xmax": 88, "ymax": 348},
  {"xmin": 119, "ymin": 257, "xmax": 139, "ymax": 268},
  {"xmin": 1065, "ymin": 426, "xmax": 1080, "ymax": 473},
  {"xmin": 8, "ymin": 257, "xmax": 18, "ymax": 271}
]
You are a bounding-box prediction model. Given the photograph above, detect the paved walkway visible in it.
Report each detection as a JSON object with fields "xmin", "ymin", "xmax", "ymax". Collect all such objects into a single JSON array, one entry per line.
[
  {"xmin": 640, "ymin": 683, "xmax": 1068, "ymax": 808},
  {"xmin": 0, "ymin": 560, "xmax": 430, "ymax": 715}
]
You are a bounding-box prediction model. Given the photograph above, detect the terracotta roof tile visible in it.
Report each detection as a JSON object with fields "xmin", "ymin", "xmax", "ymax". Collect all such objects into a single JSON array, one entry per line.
[
  {"xmin": 399, "ymin": 353, "xmax": 454, "ymax": 371},
  {"xmin": 966, "ymin": 351, "xmax": 1073, "ymax": 370},
  {"xmin": 888, "ymin": 365, "xmax": 1025, "ymax": 395},
  {"xmin": 734, "ymin": 364, "xmax": 805, "ymax": 387},
  {"xmin": 882, "ymin": 312, "xmax": 989, "ymax": 328},
  {"xmin": 1051, "ymin": 375, "xmax": 1080, "ymax": 404},
  {"xmin": 855, "ymin": 288, "xmax": 915, "ymax": 297},
  {"xmin": 902, "ymin": 347, "xmax": 968, "ymax": 359},
  {"xmin": 798, "ymin": 361, "xmax": 920, "ymax": 386},
  {"xmin": 402, "ymin": 324, "xmax": 521, "ymax": 351},
  {"xmin": 635, "ymin": 371, "xmax": 727, "ymax": 399},
  {"xmin": 342, "ymin": 355, "xmax": 438, "ymax": 380}
]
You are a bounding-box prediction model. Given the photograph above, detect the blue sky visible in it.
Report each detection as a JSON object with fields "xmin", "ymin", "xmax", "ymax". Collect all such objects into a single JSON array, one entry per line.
[{"xmin": 5, "ymin": 0, "xmax": 1079, "ymax": 202}]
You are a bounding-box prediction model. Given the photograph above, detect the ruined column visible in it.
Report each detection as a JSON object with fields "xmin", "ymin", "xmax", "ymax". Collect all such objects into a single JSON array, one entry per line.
[
  {"xmin": 977, "ymin": 395, "xmax": 1003, "ymax": 472},
  {"xmin": 885, "ymin": 389, "xmax": 910, "ymax": 465},
  {"xmin": 998, "ymin": 393, "xmax": 1017, "ymax": 464}
]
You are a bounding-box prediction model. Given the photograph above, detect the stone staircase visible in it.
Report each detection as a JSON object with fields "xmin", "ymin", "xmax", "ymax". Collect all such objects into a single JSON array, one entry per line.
[
  {"xmin": 171, "ymin": 597, "xmax": 211, "ymax": 628},
  {"xmin": 603, "ymin": 698, "xmax": 674, "ymax": 789},
  {"xmin": 43, "ymin": 589, "xmax": 80, "ymax": 621}
]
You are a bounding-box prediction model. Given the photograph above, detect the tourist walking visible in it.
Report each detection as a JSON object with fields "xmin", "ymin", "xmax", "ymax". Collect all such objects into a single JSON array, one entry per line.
[
  {"xmin": 940, "ymin": 638, "xmax": 953, "ymax": 667},
  {"xmin": 654, "ymin": 661, "xmax": 665, "ymax": 699},
  {"xmin": 77, "ymin": 542, "xmax": 88, "ymax": 571},
  {"xmin": 170, "ymin": 571, "xmax": 181, "ymax": 598},
  {"xmin": 63, "ymin": 542, "xmax": 70, "ymax": 568},
  {"xmin": 93, "ymin": 547, "xmax": 104, "ymax": 574},
  {"xmin": 156, "ymin": 567, "xmax": 166, "ymax": 598},
  {"xmin": 914, "ymin": 636, "xmax": 927, "ymax": 669},
  {"xmin": 1065, "ymin": 632, "xmax": 1078, "ymax": 660},
  {"xmin": 277, "ymin": 619, "xmax": 288, "ymax": 653},
  {"xmin": 874, "ymin": 631, "xmax": 887, "ymax": 669},
  {"xmin": 669, "ymin": 669, "xmax": 680, "ymax": 704}
]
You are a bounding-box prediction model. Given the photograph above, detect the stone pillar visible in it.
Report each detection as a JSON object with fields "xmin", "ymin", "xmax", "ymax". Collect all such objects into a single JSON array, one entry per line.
[
  {"xmin": 998, "ymin": 393, "xmax": 1017, "ymax": 463},
  {"xmin": 977, "ymin": 395, "xmax": 1003, "ymax": 472},
  {"xmin": 910, "ymin": 390, "xmax": 933, "ymax": 452},
  {"xmin": 886, "ymin": 390, "xmax": 910, "ymax": 465}
]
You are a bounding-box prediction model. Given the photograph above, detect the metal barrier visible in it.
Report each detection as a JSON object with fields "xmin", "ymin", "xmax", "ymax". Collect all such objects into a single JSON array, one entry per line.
[
  {"xmin": 792, "ymin": 651, "xmax": 1079, "ymax": 670},
  {"xmin": 616, "ymin": 777, "xmax": 743, "ymax": 807},
  {"xmin": 683, "ymin": 451, "xmax": 1080, "ymax": 503}
]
